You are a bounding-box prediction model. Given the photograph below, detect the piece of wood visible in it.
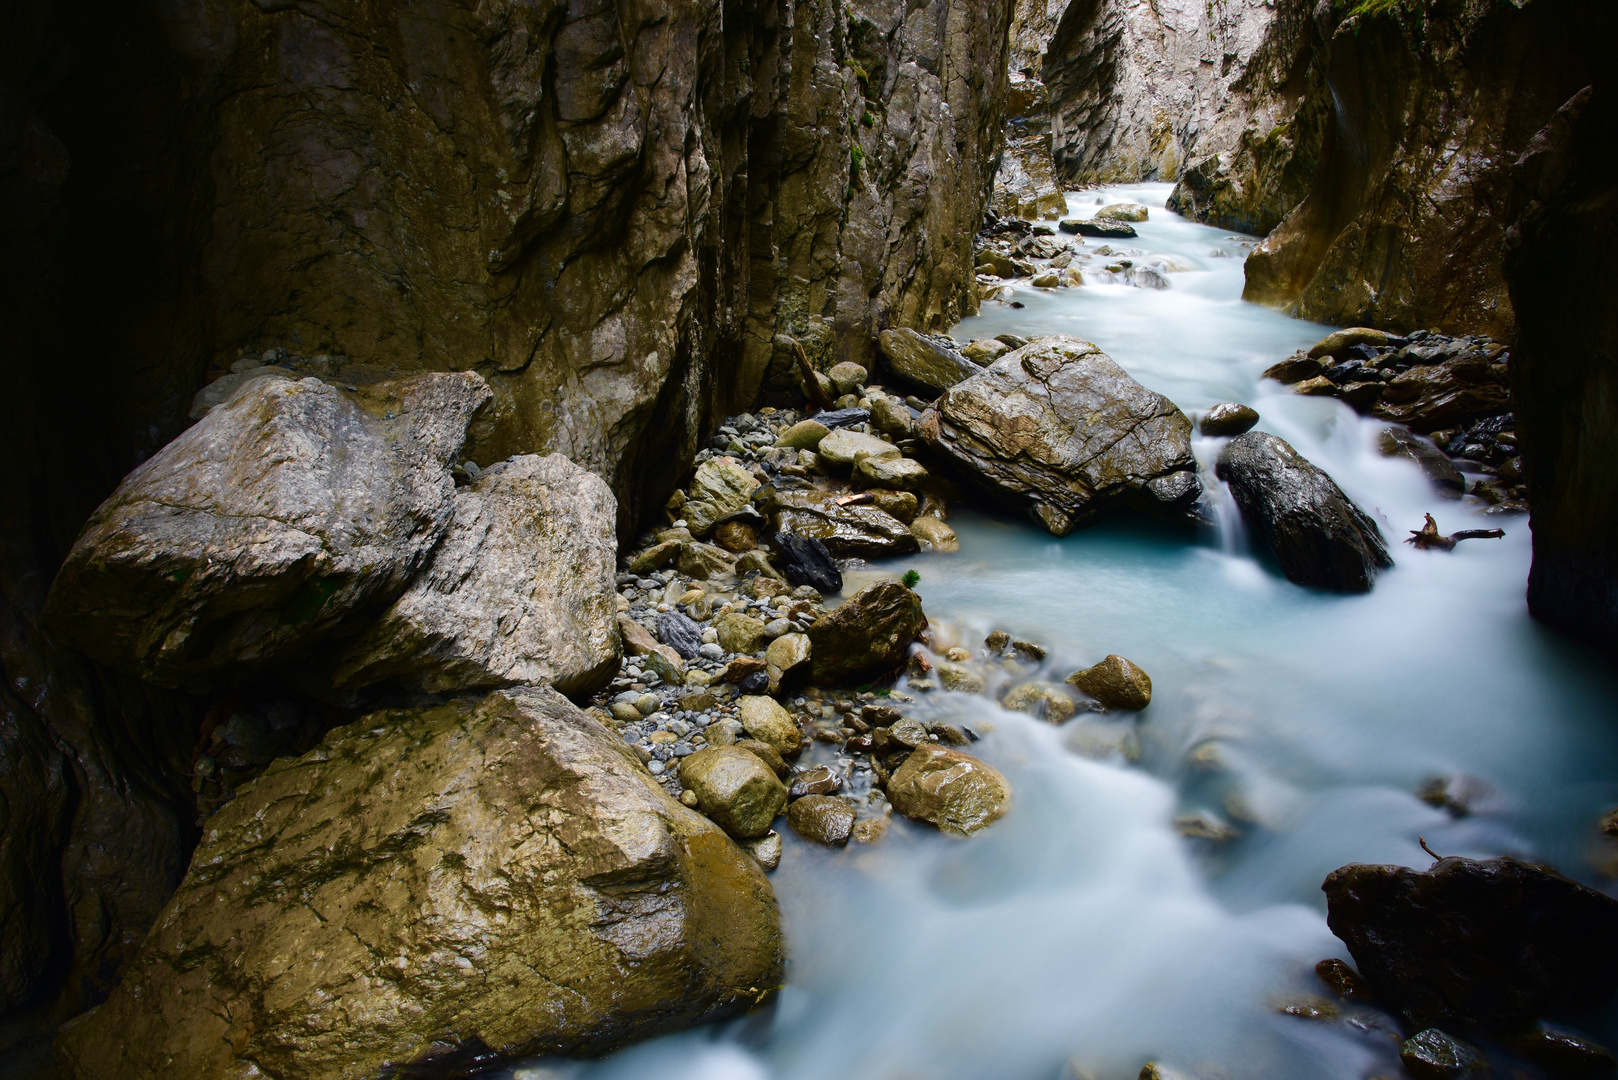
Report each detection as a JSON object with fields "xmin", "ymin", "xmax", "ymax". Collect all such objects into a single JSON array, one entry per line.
[
  {"xmin": 1405, "ymin": 513, "xmax": 1505, "ymax": 551},
  {"xmin": 792, "ymin": 339, "xmax": 834, "ymax": 411}
]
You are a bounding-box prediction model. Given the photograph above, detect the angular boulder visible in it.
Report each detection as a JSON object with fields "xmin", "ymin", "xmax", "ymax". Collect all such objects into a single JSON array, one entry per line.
[
  {"xmin": 808, "ymin": 581, "xmax": 925, "ymax": 684},
  {"xmin": 327, "ymin": 454, "xmax": 620, "ymax": 698},
  {"xmin": 1216, "ymin": 432, "xmax": 1393, "ymax": 593},
  {"xmin": 887, "ymin": 744, "xmax": 1011, "ymax": 836},
  {"xmin": 817, "ymin": 428, "xmax": 900, "ymax": 471},
  {"xmin": 770, "ymin": 489, "xmax": 919, "ymax": 560},
  {"xmin": 688, "ymin": 457, "xmax": 760, "ymax": 518},
  {"xmin": 1323, "ymin": 856, "xmax": 1618, "ymax": 1030},
  {"xmin": 877, "ymin": 328, "xmax": 981, "ymax": 393},
  {"xmin": 1066, "ymin": 655, "xmax": 1153, "ymax": 711},
  {"xmin": 680, "ymin": 746, "xmax": 789, "ymax": 839},
  {"xmin": 770, "ymin": 531, "xmax": 842, "ymax": 595},
  {"xmin": 737, "ymin": 695, "xmax": 803, "ymax": 759},
  {"xmin": 44, "ymin": 372, "xmax": 490, "ymax": 689},
  {"xmin": 54, "ymin": 688, "xmax": 782, "ymax": 1079},
  {"xmin": 919, "ymin": 336, "xmax": 1201, "ymax": 534}
]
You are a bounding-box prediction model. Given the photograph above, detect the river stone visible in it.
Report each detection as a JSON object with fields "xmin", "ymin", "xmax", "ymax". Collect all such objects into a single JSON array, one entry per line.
[
  {"xmin": 764, "ymin": 632, "xmax": 812, "ymax": 683},
  {"xmin": 961, "ymin": 338, "xmax": 1011, "ymax": 365},
  {"xmin": 43, "ymin": 372, "xmax": 490, "ymax": 690},
  {"xmin": 813, "ymin": 407, "xmax": 872, "ymax": 430},
  {"xmin": 787, "ymin": 796, "xmax": 856, "ymax": 846},
  {"xmin": 737, "ymin": 695, "xmax": 803, "ymax": 759},
  {"xmin": 937, "ymin": 662, "xmax": 986, "ymax": 694},
  {"xmin": 656, "ymin": 611, "xmax": 704, "ymax": 660},
  {"xmin": 1263, "ymin": 355, "xmax": 1325, "ymax": 384},
  {"xmin": 854, "ymin": 454, "xmax": 929, "ymax": 491},
  {"xmin": 910, "ymin": 516, "xmax": 960, "ymax": 552},
  {"xmin": 689, "ymin": 457, "xmax": 759, "ymax": 517},
  {"xmin": 52, "ymin": 688, "xmax": 781, "ymax": 1078},
  {"xmin": 1378, "ymin": 427, "xmax": 1465, "ymax": 499},
  {"xmin": 889, "ymin": 717, "xmax": 932, "ymax": 748},
  {"xmin": 887, "ymin": 744, "xmax": 1011, "ymax": 837},
  {"xmin": 325, "ymin": 454, "xmax": 619, "ymax": 698},
  {"xmin": 868, "ymin": 394, "xmax": 915, "ymax": 439},
  {"xmin": 817, "ymin": 428, "xmax": 899, "ymax": 470},
  {"xmin": 683, "ymin": 498, "xmax": 721, "ymax": 537},
  {"xmin": 770, "ymin": 531, "xmax": 842, "ymax": 594},
  {"xmin": 776, "ymin": 419, "xmax": 830, "ymax": 450},
  {"xmin": 1001, "ymin": 681, "xmax": 1079, "ymax": 723},
  {"xmin": 1216, "ymin": 432, "xmax": 1393, "ymax": 593},
  {"xmin": 770, "ymin": 490, "xmax": 919, "ymax": 560},
  {"xmin": 874, "ymin": 490, "xmax": 920, "ymax": 523},
  {"xmin": 712, "ymin": 519, "xmax": 759, "ymax": 553},
  {"xmin": 735, "ymin": 739, "xmax": 790, "ymax": 779},
  {"xmin": 1518, "ymin": 1028, "xmax": 1618, "ymax": 1077},
  {"xmin": 676, "ymin": 541, "xmax": 734, "ymax": 581},
  {"xmin": 680, "ymin": 746, "xmax": 788, "ymax": 839},
  {"xmin": 788, "ymin": 765, "xmax": 844, "ymax": 799},
  {"xmin": 1323, "ymin": 856, "xmax": 1618, "ymax": 1030},
  {"xmin": 617, "ymin": 615, "xmax": 686, "ymax": 679},
  {"xmin": 877, "ymin": 327, "xmax": 981, "ymax": 392},
  {"xmin": 1307, "ymin": 327, "xmax": 1389, "ymax": 360},
  {"xmin": 808, "ymin": 581, "xmax": 926, "ymax": 684},
  {"xmin": 628, "ymin": 539, "xmax": 682, "ymax": 574},
  {"xmin": 715, "ymin": 612, "xmax": 768, "ymax": 656},
  {"xmin": 919, "ymin": 336, "xmax": 1201, "ymax": 534},
  {"xmin": 1200, "ymin": 402, "xmax": 1260, "ymax": 437},
  {"xmin": 1094, "ymin": 202, "xmax": 1149, "ymax": 222},
  {"xmin": 828, "ymin": 362, "xmax": 868, "ymax": 397},
  {"xmin": 1067, "ymin": 219, "xmax": 1137, "ymax": 238},
  {"xmin": 1399, "ymin": 1029, "xmax": 1478, "ymax": 1079},
  {"xmin": 743, "ymin": 832, "xmax": 783, "ymax": 872},
  {"xmin": 1066, "ymin": 655, "xmax": 1153, "ymax": 711}
]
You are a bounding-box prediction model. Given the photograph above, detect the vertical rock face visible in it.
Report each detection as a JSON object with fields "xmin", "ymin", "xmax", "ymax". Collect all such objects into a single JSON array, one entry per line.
[
  {"xmin": 1042, "ymin": 0, "xmax": 1286, "ymax": 186},
  {"xmin": 1505, "ymin": 86, "xmax": 1618, "ymax": 659}
]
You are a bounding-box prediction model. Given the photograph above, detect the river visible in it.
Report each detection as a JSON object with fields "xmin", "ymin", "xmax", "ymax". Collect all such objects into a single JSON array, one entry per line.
[{"xmin": 502, "ymin": 184, "xmax": 1618, "ymax": 1080}]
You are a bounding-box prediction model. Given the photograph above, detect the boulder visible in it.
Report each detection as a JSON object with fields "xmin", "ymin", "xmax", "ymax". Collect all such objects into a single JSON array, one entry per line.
[
  {"xmin": 737, "ymin": 696, "xmax": 803, "ymax": 759},
  {"xmin": 1371, "ymin": 361, "xmax": 1510, "ymax": 432},
  {"xmin": 764, "ymin": 632, "xmax": 812, "ymax": 683},
  {"xmin": 1322, "ymin": 856, "xmax": 1618, "ymax": 1030},
  {"xmin": 676, "ymin": 542, "xmax": 734, "ymax": 580},
  {"xmin": 53, "ymin": 688, "xmax": 781, "ymax": 1078},
  {"xmin": 735, "ymin": 739, "xmax": 790, "ymax": 779},
  {"xmin": 689, "ymin": 457, "xmax": 759, "ymax": 517},
  {"xmin": 1065, "ymin": 219, "xmax": 1137, "ymax": 238},
  {"xmin": 871, "ymin": 489, "xmax": 920, "ymax": 523},
  {"xmin": 715, "ymin": 612, "xmax": 769, "ymax": 656},
  {"xmin": 1216, "ymin": 432, "xmax": 1393, "ymax": 592},
  {"xmin": 960, "ymin": 338, "xmax": 1011, "ymax": 365},
  {"xmin": 786, "ymin": 796, "xmax": 856, "ymax": 846},
  {"xmin": 827, "ymin": 362, "xmax": 868, "ymax": 396},
  {"xmin": 1031, "ymin": 272, "xmax": 1060, "ymax": 289},
  {"xmin": 1378, "ymin": 427, "xmax": 1466, "ymax": 498},
  {"xmin": 1094, "ymin": 202, "xmax": 1149, "ymax": 222},
  {"xmin": 627, "ymin": 539, "xmax": 682, "ymax": 574},
  {"xmin": 712, "ymin": 519, "xmax": 760, "ymax": 553},
  {"xmin": 854, "ymin": 454, "xmax": 929, "ymax": 491},
  {"xmin": 877, "ymin": 328, "xmax": 982, "ymax": 393},
  {"xmin": 769, "ymin": 531, "xmax": 842, "ymax": 594},
  {"xmin": 887, "ymin": 744, "xmax": 1011, "ymax": 836},
  {"xmin": 1263, "ymin": 356, "xmax": 1325, "ymax": 384},
  {"xmin": 812, "ymin": 407, "xmax": 873, "ymax": 430},
  {"xmin": 1066, "ymin": 655, "xmax": 1153, "ymax": 711},
  {"xmin": 680, "ymin": 746, "xmax": 789, "ymax": 840},
  {"xmin": 868, "ymin": 394, "xmax": 916, "ymax": 439},
  {"xmin": 910, "ymin": 516, "xmax": 960, "ymax": 552},
  {"xmin": 788, "ymin": 765, "xmax": 843, "ymax": 799},
  {"xmin": 776, "ymin": 419, "xmax": 830, "ymax": 450},
  {"xmin": 770, "ymin": 489, "xmax": 919, "ymax": 560},
  {"xmin": 919, "ymin": 336, "xmax": 1201, "ymax": 534},
  {"xmin": 808, "ymin": 581, "xmax": 926, "ymax": 684},
  {"xmin": 1399, "ymin": 1030, "xmax": 1478, "ymax": 1079},
  {"xmin": 1307, "ymin": 327, "xmax": 1390, "ymax": 360},
  {"xmin": 43, "ymin": 372, "xmax": 490, "ymax": 689},
  {"xmin": 1199, "ymin": 403, "xmax": 1260, "ymax": 437},
  {"xmin": 325, "ymin": 454, "xmax": 619, "ymax": 698},
  {"xmin": 817, "ymin": 428, "xmax": 900, "ymax": 471},
  {"xmin": 1001, "ymin": 681, "xmax": 1079, "ymax": 723}
]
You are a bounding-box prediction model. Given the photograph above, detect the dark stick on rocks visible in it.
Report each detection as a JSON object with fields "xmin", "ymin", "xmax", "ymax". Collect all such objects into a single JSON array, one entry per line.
[
  {"xmin": 1406, "ymin": 513, "xmax": 1505, "ymax": 551},
  {"xmin": 793, "ymin": 340, "xmax": 834, "ymax": 411}
]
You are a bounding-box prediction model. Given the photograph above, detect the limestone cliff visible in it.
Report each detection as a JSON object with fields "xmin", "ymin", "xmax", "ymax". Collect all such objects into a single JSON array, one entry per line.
[{"xmin": 0, "ymin": 0, "xmax": 1012, "ymax": 1034}]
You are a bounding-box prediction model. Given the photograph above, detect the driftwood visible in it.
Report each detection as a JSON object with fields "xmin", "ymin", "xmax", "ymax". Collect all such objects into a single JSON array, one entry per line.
[
  {"xmin": 1405, "ymin": 513, "xmax": 1505, "ymax": 551},
  {"xmin": 791, "ymin": 339, "xmax": 834, "ymax": 411}
]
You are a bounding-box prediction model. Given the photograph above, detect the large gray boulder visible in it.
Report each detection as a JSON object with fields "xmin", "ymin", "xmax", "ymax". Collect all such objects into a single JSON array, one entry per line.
[
  {"xmin": 44, "ymin": 373, "xmax": 490, "ymax": 689},
  {"xmin": 55, "ymin": 687, "xmax": 783, "ymax": 1080},
  {"xmin": 327, "ymin": 454, "xmax": 621, "ymax": 698},
  {"xmin": 918, "ymin": 336, "xmax": 1201, "ymax": 534},
  {"xmin": 877, "ymin": 328, "xmax": 982, "ymax": 393},
  {"xmin": 1216, "ymin": 431, "xmax": 1392, "ymax": 592}
]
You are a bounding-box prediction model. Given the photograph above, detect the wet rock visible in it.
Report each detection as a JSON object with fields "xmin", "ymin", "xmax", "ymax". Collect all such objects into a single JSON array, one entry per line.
[
  {"xmin": 681, "ymin": 746, "xmax": 788, "ymax": 839},
  {"xmin": 817, "ymin": 428, "xmax": 900, "ymax": 471},
  {"xmin": 735, "ymin": 739, "xmax": 790, "ymax": 780},
  {"xmin": 715, "ymin": 612, "xmax": 769, "ymax": 656},
  {"xmin": 53, "ymin": 689, "xmax": 781, "ymax": 1076},
  {"xmin": 737, "ymin": 696, "xmax": 803, "ymax": 759},
  {"xmin": 1399, "ymin": 1029, "xmax": 1480, "ymax": 1078},
  {"xmin": 1307, "ymin": 327, "xmax": 1390, "ymax": 360},
  {"xmin": 609, "ymin": 702, "xmax": 642, "ymax": 725},
  {"xmin": 861, "ymin": 704, "xmax": 904, "ymax": 727},
  {"xmin": 723, "ymin": 656, "xmax": 769, "ymax": 684},
  {"xmin": 887, "ymin": 744, "xmax": 1011, "ymax": 836},
  {"xmin": 734, "ymin": 550, "xmax": 783, "ymax": 580},
  {"xmin": 1199, "ymin": 402, "xmax": 1260, "ymax": 437},
  {"xmin": 743, "ymin": 831, "xmax": 783, "ymax": 872},
  {"xmin": 813, "ymin": 407, "xmax": 873, "ymax": 430},
  {"xmin": 961, "ymin": 338, "xmax": 1011, "ymax": 365},
  {"xmin": 828, "ymin": 362, "xmax": 868, "ymax": 397},
  {"xmin": 45, "ymin": 373, "xmax": 490, "ymax": 689},
  {"xmin": 808, "ymin": 582, "xmax": 926, "ymax": 684},
  {"xmin": 910, "ymin": 516, "xmax": 960, "ymax": 552},
  {"xmin": 1372, "ymin": 362, "xmax": 1511, "ymax": 433},
  {"xmin": 1174, "ymin": 814, "xmax": 1236, "ymax": 842},
  {"xmin": 787, "ymin": 795, "xmax": 856, "ymax": 845},
  {"xmin": 877, "ymin": 328, "xmax": 981, "ymax": 392},
  {"xmin": 1262, "ymin": 355, "xmax": 1325, "ymax": 384},
  {"xmin": 777, "ymin": 419, "xmax": 830, "ymax": 450},
  {"xmin": 769, "ymin": 489, "xmax": 919, "ymax": 559},
  {"xmin": 770, "ymin": 531, "xmax": 842, "ymax": 595},
  {"xmin": 325, "ymin": 454, "xmax": 619, "ymax": 698},
  {"xmin": 764, "ymin": 632, "xmax": 812, "ymax": 683},
  {"xmin": 1066, "ymin": 655, "xmax": 1153, "ymax": 711},
  {"xmin": 1216, "ymin": 432, "xmax": 1393, "ymax": 593},
  {"xmin": 627, "ymin": 539, "xmax": 682, "ymax": 574},
  {"xmin": 1323, "ymin": 856, "xmax": 1618, "ymax": 1029},
  {"xmin": 1066, "ymin": 219, "xmax": 1137, "ymax": 238},
  {"xmin": 1276, "ymin": 996, "xmax": 1339, "ymax": 1021},
  {"xmin": 656, "ymin": 611, "xmax": 704, "ymax": 661},
  {"xmin": 852, "ymin": 817, "xmax": 889, "ymax": 844},
  {"xmin": 937, "ymin": 662, "xmax": 986, "ymax": 694},
  {"xmin": 1001, "ymin": 681, "xmax": 1079, "ymax": 723},
  {"xmin": 1517, "ymin": 1027, "xmax": 1617, "ymax": 1078},
  {"xmin": 689, "ymin": 457, "xmax": 760, "ymax": 519},
  {"xmin": 889, "ymin": 718, "xmax": 932, "ymax": 749},
  {"xmin": 1031, "ymin": 272, "xmax": 1060, "ymax": 289},
  {"xmin": 919, "ymin": 336, "xmax": 1200, "ymax": 534},
  {"xmin": 617, "ymin": 616, "xmax": 686, "ymax": 680},
  {"xmin": 712, "ymin": 519, "xmax": 760, "ymax": 553},
  {"xmin": 869, "ymin": 394, "xmax": 916, "ymax": 439},
  {"xmin": 872, "ymin": 489, "xmax": 920, "ymax": 523},
  {"xmin": 1095, "ymin": 202, "xmax": 1149, "ymax": 222},
  {"xmin": 854, "ymin": 454, "xmax": 929, "ymax": 491},
  {"xmin": 1379, "ymin": 427, "xmax": 1466, "ymax": 498},
  {"xmin": 788, "ymin": 765, "xmax": 843, "ymax": 799},
  {"xmin": 676, "ymin": 541, "xmax": 734, "ymax": 580},
  {"xmin": 1315, "ymin": 958, "xmax": 1373, "ymax": 1001}
]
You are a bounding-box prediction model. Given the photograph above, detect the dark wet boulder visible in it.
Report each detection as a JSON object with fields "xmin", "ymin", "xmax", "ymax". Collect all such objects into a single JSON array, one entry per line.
[
  {"xmin": 770, "ymin": 531, "xmax": 842, "ymax": 595},
  {"xmin": 1199, "ymin": 402, "xmax": 1260, "ymax": 437},
  {"xmin": 1400, "ymin": 1029, "xmax": 1479, "ymax": 1079},
  {"xmin": 1518, "ymin": 1027, "xmax": 1617, "ymax": 1078},
  {"xmin": 1216, "ymin": 432, "xmax": 1392, "ymax": 592},
  {"xmin": 786, "ymin": 795, "xmax": 855, "ymax": 846},
  {"xmin": 877, "ymin": 328, "xmax": 981, "ymax": 393},
  {"xmin": 919, "ymin": 336, "xmax": 1201, "ymax": 534},
  {"xmin": 1061, "ymin": 219, "xmax": 1138, "ymax": 238},
  {"xmin": 812, "ymin": 407, "xmax": 873, "ymax": 430},
  {"xmin": 767, "ymin": 490, "xmax": 919, "ymax": 560},
  {"xmin": 808, "ymin": 581, "xmax": 925, "ymax": 684},
  {"xmin": 1322, "ymin": 856, "xmax": 1618, "ymax": 1031},
  {"xmin": 1378, "ymin": 427, "xmax": 1466, "ymax": 499}
]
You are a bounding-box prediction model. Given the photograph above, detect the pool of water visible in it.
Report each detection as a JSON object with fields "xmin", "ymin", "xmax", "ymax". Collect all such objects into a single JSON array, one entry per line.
[{"xmin": 504, "ymin": 184, "xmax": 1618, "ymax": 1080}]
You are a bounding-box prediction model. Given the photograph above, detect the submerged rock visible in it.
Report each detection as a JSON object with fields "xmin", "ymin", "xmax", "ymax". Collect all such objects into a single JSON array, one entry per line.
[
  {"xmin": 877, "ymin": 328, "xmax": 981, "ymax": 392},
  {"xmin": 887, "ymin": 744, "xmax": 1010, "ymax": 836},
  {"xmin": 1322, "ymin": 856, "xmax": 1618, "ymax": 1030},
  {"xmin": 53, "ymin": 688, "xmax": 782, "ymax": 1078},
  {"xmin": 1216, "ymin": 431, "xmax": 1392, "ymax": 592},
  {"xmin": 919, "ymin": 336, "xmax": 1200, "ymax": 534},
  {"xmin": 44, "ymin": 372, "xmax": 490, "ymax": 689},
  {"xmin": 326, "ymin": 454, "xmax": 619, "ymax": 698},
  {"xmin": 808, "ymin": 582, "xmax": 926, "ymax": 684}
]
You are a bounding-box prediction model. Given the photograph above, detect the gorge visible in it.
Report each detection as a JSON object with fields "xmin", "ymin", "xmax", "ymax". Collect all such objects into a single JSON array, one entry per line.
[{"xmin": 3, "ymin": 0, "xmax": 1617, "ymax": 1077}]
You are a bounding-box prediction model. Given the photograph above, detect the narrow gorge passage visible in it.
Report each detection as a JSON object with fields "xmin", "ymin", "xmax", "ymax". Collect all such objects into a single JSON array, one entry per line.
[{"xmin": 501, "ymin": 187, "xmax": 1618, "ymax": 1080}]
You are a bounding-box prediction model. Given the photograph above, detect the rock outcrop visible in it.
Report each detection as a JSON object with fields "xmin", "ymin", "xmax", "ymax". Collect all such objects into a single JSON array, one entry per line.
[
  {"xmin": 919, "ymin": 336, "xmax": 1201, "ymax": 534},
  {"xmin": 56, "ymin": 687, "xmax": 783, "ymax": 1078},
  {"xmin": 1216, "ymin": 432, "xmax": 1391, "ymax": 593},
  {"xmin": 327, "ymin": 454, "xmax": 621, "ymax": 699},
  {"xmin": 44, "ymin": 373, "xmax": 490, "ymax": 690}
]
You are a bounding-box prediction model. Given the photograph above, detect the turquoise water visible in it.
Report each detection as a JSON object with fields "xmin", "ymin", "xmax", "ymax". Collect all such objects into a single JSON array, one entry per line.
[{"xmin": 505, "ymin": 185, "xmax": 1618, "ymax": 1080}]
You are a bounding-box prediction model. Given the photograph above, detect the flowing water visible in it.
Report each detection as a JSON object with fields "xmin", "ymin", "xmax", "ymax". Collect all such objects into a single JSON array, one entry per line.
[{"xmin": 505, "ymin": 184, "xmax": 1618, "ymax": 1080}]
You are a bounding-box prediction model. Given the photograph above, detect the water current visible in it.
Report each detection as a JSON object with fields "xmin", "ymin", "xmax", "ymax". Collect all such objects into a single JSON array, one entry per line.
[{"xmin": 505, "ymin": 184, "xmax": 1618, "ymax": 1080}]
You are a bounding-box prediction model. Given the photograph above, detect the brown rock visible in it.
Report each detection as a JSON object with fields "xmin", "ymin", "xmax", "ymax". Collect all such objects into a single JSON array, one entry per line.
[
  {"xmin": 887, "ymin": 744, "xmax": 1011, "ymax": 836},
  {"xmin": 737, "ymin": 695, "xmax": 803, "ymax": 759},
  {"xmin": 713, "ymin": 520, "xmax": 759, "ymax": 553},
  {"xmin": 787, "ymin": 796, "xmax": 856, "ymax": 846},
  {"xmin": 788, "ymin": 765, "xmax": 844, "ymax": 799},
  {"xmin": 680, "ymin": 746, "xmax": 788, "ymax": 839},
  {"xmin": 618, "ymin": 615, "xmax": 686, "ymax": 679},
  {"xmin": 1066, "ymin": 655, "xmax": 1153, "ymax": 710},
  {"xmin": 735, "ymin": 739, "xmax": 790, "ymax": 780},
  {"xmin": 715, "ymin": 612, "xmax": 769, "ymax": 655},
  {"xmin": 807, "ymin": 582, "xmax": 926, "ymax": 684}
]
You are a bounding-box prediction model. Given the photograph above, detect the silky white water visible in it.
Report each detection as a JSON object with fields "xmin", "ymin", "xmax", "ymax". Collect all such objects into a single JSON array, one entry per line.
[{"xmin": 505, "ymin": 184, "xmax": 1618, "ymax": 1080}]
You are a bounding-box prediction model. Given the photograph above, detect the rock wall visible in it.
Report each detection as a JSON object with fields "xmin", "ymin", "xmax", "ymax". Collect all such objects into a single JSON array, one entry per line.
[
  {"xmin": 0, "ymin": 0, "xmax": 1012, "ymax": 1034},
  {"xmin": 1042, "ymin": 0, "xmax": 1284, "ymax": 186}
]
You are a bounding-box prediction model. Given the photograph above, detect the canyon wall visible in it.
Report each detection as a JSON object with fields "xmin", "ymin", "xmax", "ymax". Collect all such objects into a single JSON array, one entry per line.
[{"xmin": 0, "ymin": 0, "xmax": 1012, "ymax": 1034}]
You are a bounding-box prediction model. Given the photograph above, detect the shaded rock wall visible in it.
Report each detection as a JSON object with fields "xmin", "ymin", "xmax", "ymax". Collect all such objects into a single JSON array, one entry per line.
[{"xmin": 0, "ymin": 0, "xmax": 1012, "ymax": 1030}]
